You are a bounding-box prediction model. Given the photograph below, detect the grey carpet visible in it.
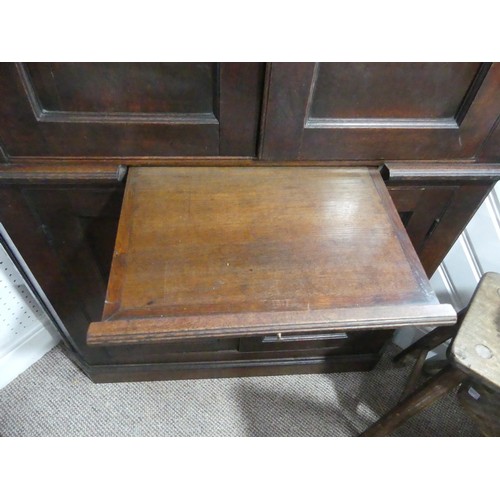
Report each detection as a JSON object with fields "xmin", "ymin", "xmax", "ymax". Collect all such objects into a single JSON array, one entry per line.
[{"xmin": 0, "ymin": 343, "xmax": 480, "ymax": 436}]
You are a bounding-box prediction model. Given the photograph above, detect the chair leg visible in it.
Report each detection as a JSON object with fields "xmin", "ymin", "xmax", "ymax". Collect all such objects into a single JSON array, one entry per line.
[{"xmin": 361, "ymin": 365, "xmax": 467, "ymax": 437}]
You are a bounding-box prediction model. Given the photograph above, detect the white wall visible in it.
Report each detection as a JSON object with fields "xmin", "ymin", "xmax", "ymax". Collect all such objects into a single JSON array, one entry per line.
[{"xmin": 0, "ymin": 244, "xmax": 60, "ymax": 389}]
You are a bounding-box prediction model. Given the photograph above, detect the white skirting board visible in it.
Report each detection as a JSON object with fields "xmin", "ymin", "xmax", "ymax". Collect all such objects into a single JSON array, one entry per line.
[
  {"xmin": 0, "ymin": 233, "xmax": 60, "ymax": 389},
  {"xmin": 0, "ymin": 324, "xmax": 59, "ymax": 389}
]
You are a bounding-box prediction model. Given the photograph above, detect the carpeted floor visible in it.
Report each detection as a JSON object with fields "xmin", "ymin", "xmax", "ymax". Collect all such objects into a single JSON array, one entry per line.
[{"xmin": 0, "ymin": 343, "xmax": 480, "ymax": 437}]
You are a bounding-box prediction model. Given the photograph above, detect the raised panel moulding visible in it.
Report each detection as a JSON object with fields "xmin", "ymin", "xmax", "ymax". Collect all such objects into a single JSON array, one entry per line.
[
  {"xmin": 16, "ymin": 63, "xmax": 218, "ymax": 125},
  {"xmin": 305, "ymin": 117, "xmax": 459, "ymax": 129}
]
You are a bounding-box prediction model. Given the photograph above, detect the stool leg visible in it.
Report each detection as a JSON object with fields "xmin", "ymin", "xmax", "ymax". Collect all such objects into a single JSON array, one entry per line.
[
  {"xmin": 393, "ymin": 309, "xmax": 466, "ymax": 364},
  {"xmin": 399, "ymin": 349, "xmax": 428, "ymax": 401},
  {"xmin": 361, "ymin": 365, "xmax": 467, "ymax": 436}
]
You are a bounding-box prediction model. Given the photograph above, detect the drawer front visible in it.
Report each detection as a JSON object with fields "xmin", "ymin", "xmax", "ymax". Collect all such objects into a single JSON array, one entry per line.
[{"xmin": 238, "ymin": 329, "xmax": 391, "ymax": 354}]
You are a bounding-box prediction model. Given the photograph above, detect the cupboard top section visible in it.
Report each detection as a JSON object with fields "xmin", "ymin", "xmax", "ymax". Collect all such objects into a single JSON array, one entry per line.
[
  {"xmin": 0, "ymin": 63, "xmax": 499, "ymax": 164},
  {"xmin": 0, "ymin": 63, "xmax": 265, "ymax": 159}
]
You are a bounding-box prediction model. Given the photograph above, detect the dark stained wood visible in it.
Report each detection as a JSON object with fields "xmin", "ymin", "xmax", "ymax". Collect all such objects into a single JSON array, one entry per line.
[
  {"xmin": 0, "ymin": 165, "xmax": 456, "ymax": 383},
  {"xmin": 386, "ymin": 164, "xmax": 498, "ymax": 277},
  {"xmin": 89, "ymin": 304, "xmax": 455, "ymax": 346},
  {"xmin": 27, "ymin": 189, "xmax": 116, "ymax": 320},
  {"xmin": 407, "ymin": 188, "xmax": 455, "ymax": 254},
  {"xmin": 418, "ymin": 184, "xmax": 493, "ymax": 275},
  {"xmin": 479, "ymin": 118, "xmax": 500, "ymax": 161},
  {"xmin": 311, "ymin": 63, "xmax": 481, "ymax": 119},
  {"xmin": 0, "ymin": 182, "xmax": 395, "ymax": 383},
  {"xmin": 399, "ymin": 349, "xmax": 429, "ymax": 401},
  {"xmin": 261, "ymin": 63, "xmax": 500, "ymax": 161},
  {"xmin": 302, "ymin": 126, "xmax": 476, "ymax": 162},
  {"xmin": 360, "ymin": 365, "xmax": 467, "ymax": 436},
  {"xmin": 394, "ymin": 310, "xmax": 467, "ymax": 401},
  {"xmin": 88, "ymin": 166, "xmax": 455, "ymax": 346},
  {"xmin": 0, "ymin": 182, "xmax": 124, "ymax": 365},
  {"xmin": 26, "ymin": 63, "xmax": 215, "ymax": 114},
  {"xmin": 0, "ymin": 63, "xmax": 263, "ymax": 159},
  {"xmin": 393, "ymin": 309, "xmax": 466, "ymax": 364},
  {"xmin": 2, "ymin": 158, "xmax": 385, "ymax": 168},
  {"xmin": 238, "ymin": 329, "xmax": 391, "ymax": 354},
  {"xmin": 2, "ymin": 63, "xmax": 499, "ymax": 384},
  {"xmin": 4, "ymin": 159, "xmax": 498, "ymax": 185},
  {"xmin": 386, "ymin": 183, "xmax": 456, "ymax": 277},
  {"xmin": 458, "ymin": 63, "xmax": 500, "ymax": 157},
  {"xmin": 219, "ymin": 63, "xmax": 265, "ymax": 156},
  {"xmin": 86, "ymin": 353, "xmax": 381, "ymax": 383},
  {"xmin": 0, "ymin": 164, "xmax": 126, "ymax": 183},
  {"xmin": 381, "ymin": 162, "xmax": 500, "ymax": 183},
  {"xmin": 385, "ymin": 186, "xmax": 423, "ymax": 213},
  {"xmin": 259, "ymin": 63, "xmax": 316, "ymax": 160},
  {"xmin": 0, "ymin": 187, "xmax": 88, "ymax": 356},
  {"xmin": 0, "ymin": 138, "xmax": 8, "ymax": 162},
  {"xmin": 0, "ymin": 63, "xmax": 217, "ymax": 157}
]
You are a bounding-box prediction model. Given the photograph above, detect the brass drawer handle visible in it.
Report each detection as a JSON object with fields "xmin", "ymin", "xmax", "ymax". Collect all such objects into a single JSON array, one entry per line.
[{"xmin": 262, "ymin": 332, "xmax": 348, "ymax": 343}]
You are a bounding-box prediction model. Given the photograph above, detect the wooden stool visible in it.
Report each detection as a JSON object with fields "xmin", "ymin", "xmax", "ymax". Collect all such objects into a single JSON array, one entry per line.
[{"xmin": 361, "ymin": 272, "xmax": 500, "ymax": 437}]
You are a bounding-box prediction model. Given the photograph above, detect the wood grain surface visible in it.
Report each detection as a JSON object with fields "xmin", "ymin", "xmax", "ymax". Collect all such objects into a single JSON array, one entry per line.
[
  {"xmin": 451, "ymin": 272, "xmax": 500, "ymax": 390},
  {"xmin": 88, "ymin": 167, "xmax": 455, "ymax": 345}
]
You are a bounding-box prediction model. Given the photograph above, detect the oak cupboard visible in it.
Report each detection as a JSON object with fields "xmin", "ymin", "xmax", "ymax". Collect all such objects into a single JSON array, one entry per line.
[
  {"xmin": 261, "ymin": 63, "xmax": 500, "ymax": 161},
  {"xmin": 0, "ymin": 63, "xmax": 499, "ymax": 382},
  {"xmin": 0, "ymin": 63, "xmax": 264, "ymax": 158}
]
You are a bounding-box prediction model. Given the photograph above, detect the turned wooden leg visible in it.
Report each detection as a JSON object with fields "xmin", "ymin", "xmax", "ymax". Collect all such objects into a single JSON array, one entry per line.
[{"xmin": 361, "ymin": 365, "xmax": 467, "ymax": 436}]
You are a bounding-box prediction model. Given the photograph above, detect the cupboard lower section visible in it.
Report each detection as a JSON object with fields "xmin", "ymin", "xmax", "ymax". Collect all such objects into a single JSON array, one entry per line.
[
  {"xmin": 3, "ymin": 165, "xmax": 498, "ymax": 384},
  {"xmin": 74, "ymin": 328, "xmax": 392, "ymax": 382}
]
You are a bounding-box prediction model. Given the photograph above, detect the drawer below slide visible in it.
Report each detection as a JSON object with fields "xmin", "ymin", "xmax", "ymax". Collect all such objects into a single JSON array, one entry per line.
[{"xmin": 238, "ymin": 329, "xmax": 391, "ymax": 354}]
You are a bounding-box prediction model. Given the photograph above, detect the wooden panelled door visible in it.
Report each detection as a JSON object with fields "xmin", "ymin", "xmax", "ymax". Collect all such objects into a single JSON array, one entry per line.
[
  {"xmin": 261, "ymin": 63, "xmax": 500, "ymax": 160},
  {"xmin": 0, "ymin": 63, "xmax": 264, "ymax": 159}
]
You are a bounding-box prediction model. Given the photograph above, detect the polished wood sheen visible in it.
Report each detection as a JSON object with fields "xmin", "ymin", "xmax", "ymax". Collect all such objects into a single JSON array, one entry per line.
[
  {"xmin": 310, "ymin": 63, "xmax": 481, "ymax": 119},
  {"xmin": 26, "ymin": 63, "xmax": 215, "ymax": 114},
  {"xmin": 261, "ymin": 63, "xmax": 500, "ymax": 160},
  {"xmin": 0, "ymin": 165, "xmax": 126, "ymax": 183},
  {"xmin": 381, "ymin": 162, "xmax": 500, "ymax": 183},
  {"xmin": 88, "ymin": 167, "xmax": 455, "ymax": 346},
  {"xmin": 2, "ymin": 62, "xmax": 498, "ymax": 383},
  {"xmin": 479, "ymin": 119, "xmax": 500, "ymax": 161},
  {"xmin": 0, "ymin": 63, "xmax": 264, "ymax": 159}
]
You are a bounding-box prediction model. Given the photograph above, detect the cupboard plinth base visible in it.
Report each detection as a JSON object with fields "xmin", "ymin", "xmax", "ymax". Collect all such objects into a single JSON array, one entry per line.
[{"xmin": 79, "ymin": 353, "xmax": 381, "ymax": 383}]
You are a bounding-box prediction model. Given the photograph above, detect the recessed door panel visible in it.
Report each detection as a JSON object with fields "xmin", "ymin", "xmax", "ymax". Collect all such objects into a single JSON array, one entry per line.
[
  {"xmin": 261, "ymin": 62, "xmax": 500, "ymax": 160},
  {"xmin": 0, "ymin": 63, "xmax": 264, "ymax": 159}
]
